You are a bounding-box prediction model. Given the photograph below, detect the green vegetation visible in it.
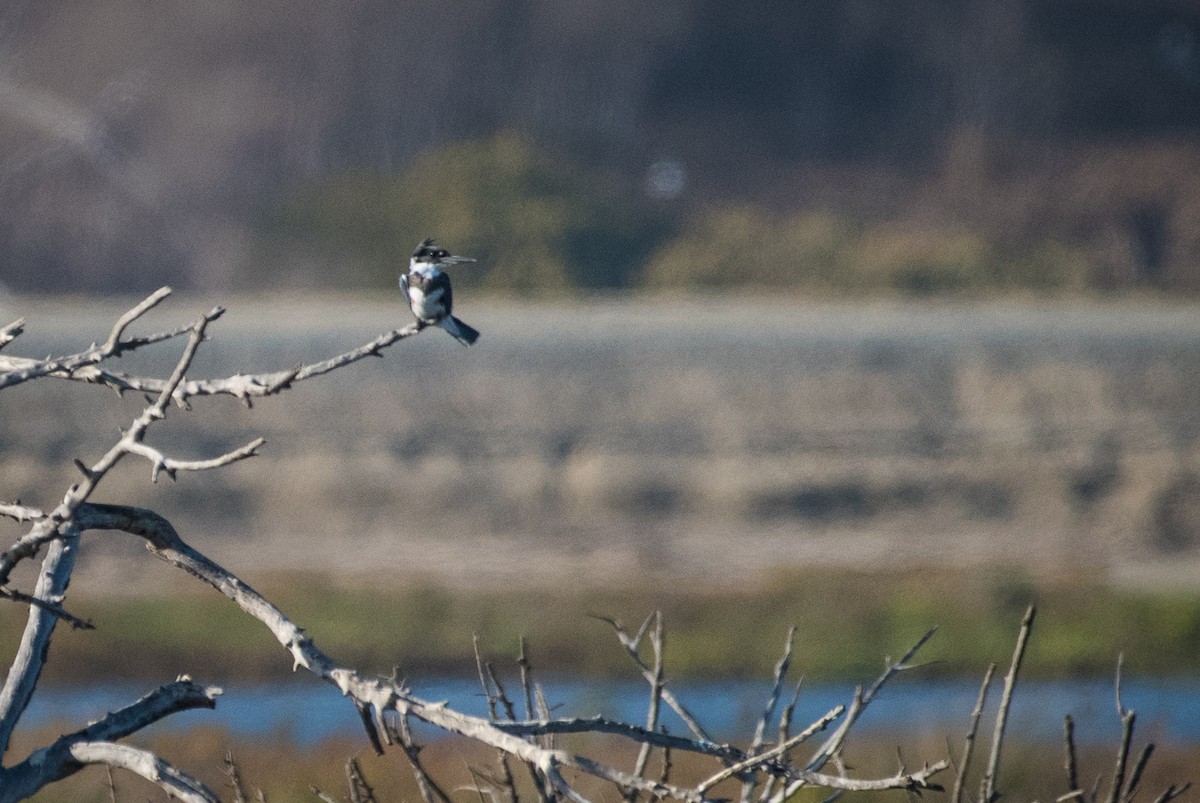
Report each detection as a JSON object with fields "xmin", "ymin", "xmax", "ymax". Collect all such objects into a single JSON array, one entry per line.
[
  {"xmin": 640, "ymin": 207, "xmax": 1091, "ymax": 295},
  {"xmin": 258, "ymin": 134, "xmax": 1097, "ymax": 297},
  {"xmin": 258, "ymin": 133, "xmax": 668, "ymax": 292},
  {"xmin": 7, "ymin": 568, "xmax": 1200, "ymax": 683}
]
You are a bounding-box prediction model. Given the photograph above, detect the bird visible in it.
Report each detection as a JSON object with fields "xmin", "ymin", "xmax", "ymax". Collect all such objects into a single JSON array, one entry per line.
[{"xmin": 399, "ymin": 238, "xmax": 481, "ymax": 346}]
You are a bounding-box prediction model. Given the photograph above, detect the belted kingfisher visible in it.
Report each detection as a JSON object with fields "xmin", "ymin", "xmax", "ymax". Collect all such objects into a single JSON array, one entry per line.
[{"xmin": 399, "ymin": 239, "xmax": 481, "ymax": 346}]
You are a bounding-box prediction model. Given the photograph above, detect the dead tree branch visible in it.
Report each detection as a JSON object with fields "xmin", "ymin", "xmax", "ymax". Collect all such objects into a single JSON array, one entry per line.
[
  {"xmin": 62, "ymin": 502, "xmax": 949, "ymax": 800},
  {"xmin": 981, "ymin": 604, "xmax": 1036, "ymax": 803},
  {"xmin": 4, "ymin": 293, "xmax": 1174, "ymax": 802},
  {"xmin": 0, "ymin": 679, "xmax": 221, "ymax": 802}
]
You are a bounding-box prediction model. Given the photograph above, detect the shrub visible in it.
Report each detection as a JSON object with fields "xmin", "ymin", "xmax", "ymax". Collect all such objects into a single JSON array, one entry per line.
[{"xmin": 258, "ymin": 133, "xmax": 667, "ymax": 293}]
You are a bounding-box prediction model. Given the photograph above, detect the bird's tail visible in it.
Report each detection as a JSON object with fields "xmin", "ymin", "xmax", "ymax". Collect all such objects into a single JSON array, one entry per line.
[{"xmin": 439, "ymin": 315, "xmax": 481, "ymax": 346}]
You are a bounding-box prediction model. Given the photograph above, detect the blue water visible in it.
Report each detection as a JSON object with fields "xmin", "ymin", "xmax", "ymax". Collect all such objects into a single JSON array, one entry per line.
[{"xmin": 20, "ymin": 676, "xmax": 1200, "ymax": 746}]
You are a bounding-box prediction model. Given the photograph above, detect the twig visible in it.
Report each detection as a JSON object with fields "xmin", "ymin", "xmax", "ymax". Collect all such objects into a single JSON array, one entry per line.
[
  {"xmin": 1152, "ymin": 782, "xmax": 1191, "ymax": 803},
  {"xmin": 225, "ymin": 748, "xmax": 250, "ymax": 803},
  {"xmin": 1065, "ymin": 714, "xmax": 1080, "ymax": 797},
  {"xmin": 759, "ymin": 679, "xmax": 804, "ymax": 803},
  {"xmin": 804, "ymin": 627, "xmax": 938, "ymax": 774},
  {"xmin": 981, "ymin": 605, "xmax": 1036, "ymax": 803},
  {"xmin": 592, "ymin": 613, "xmax": 714, "ymax": 743},
  {"xmin": 0, "ymin": 318, "xmax": 24, "ymax": 350},
  {"xmin": 346, "ymin": 757, "xmax": 378, "ymax": 803},
  {"xmin": 0, "ymin": 288, "xmax": 187, "ymax": 391},
  {"xmin": 0, "ymin": 502, "xmax": 44, "ymax": 522},
  {"xmin": 628, "ymin": 610, "xmax": 665, "ymax": 800},
  {"xmin": 309, "ymin": 787, "xmax": 339, "ymax": 803},
  {"xmin": 1106, "ymin": 710, "xmax": 1136, "ymax": 803},
  {"xmin": 0, "ymin": 584, "xmax": 93, "ymax": 629},
  {"xmin": 388, "ymin": 711, "xmax": 452, "ymax": 803},
  {"xmin": 1123, "ymin": 744, "xmax": 1154, "ymax": 803},
  {"xmin": 0, "ymin": 312, "xmax": 219, "ymax": 591},
  {"xmin": 698, "ymin": 705, "xmax": 845, "ymax": 795},
  {"xmin": 952, "ymin": 662, "xmax": 996, "ymax": 803},
  {"xmin": 740, "ymin": 625, "xmax": 796, "ymax": 803},
  {"xmin": 516, "ymin": 637, "xmax": 554, "ymax": 803}
]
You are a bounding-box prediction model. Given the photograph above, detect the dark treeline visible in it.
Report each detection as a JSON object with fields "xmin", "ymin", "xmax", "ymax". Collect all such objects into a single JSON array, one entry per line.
[{"xmin": 1, "ymin": 0, "xmax": 1198, "ymax": 294}]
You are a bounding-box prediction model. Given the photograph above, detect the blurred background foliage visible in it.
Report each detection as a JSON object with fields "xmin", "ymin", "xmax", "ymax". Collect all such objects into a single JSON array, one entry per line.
[
  {"xmin": 258, "ymin": 132, "xmax": 1097, "ymax": 296},
  {"xmin": 8, "ymin": 566, "xmax": 1200, "ymax": 682},
  {"xmin": 2, "ymin": 0, "xmax": 1200, "ymax": 296},
  {"xmin": 257, "ymin": 133, "xmax": 669, "ymax": 293}
]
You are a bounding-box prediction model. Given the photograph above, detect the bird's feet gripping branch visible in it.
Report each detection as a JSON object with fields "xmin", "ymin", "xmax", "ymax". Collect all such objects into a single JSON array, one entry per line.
[{"xmin": 399, "ymin": 238, "xmax": 481, "ymax": 346}]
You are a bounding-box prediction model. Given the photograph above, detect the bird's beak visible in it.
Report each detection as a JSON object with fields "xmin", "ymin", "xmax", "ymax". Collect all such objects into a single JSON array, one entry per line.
[{"xmin": 442, "ymin": 255, "xmax": 476, "ymax": 266}]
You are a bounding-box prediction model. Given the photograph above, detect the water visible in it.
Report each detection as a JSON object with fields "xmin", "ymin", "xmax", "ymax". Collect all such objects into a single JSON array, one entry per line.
[{"xmin": 20, "ymin": 676, "xmax": 1200, "ymax": 746}]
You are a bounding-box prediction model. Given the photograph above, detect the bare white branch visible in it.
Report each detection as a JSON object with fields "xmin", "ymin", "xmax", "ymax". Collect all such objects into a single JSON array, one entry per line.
[
  {"xmin": 981, "ymin": 605, "xmax": 1035, "ymax": 803},
  {"xmin": 67, "ymin": 503, "xmax": 948, "ymax": 801},
  {"xmin": 0, "ymin": 527, "xmax": 80, "ymax": 756},
  {"xmin": 593, "ymin": 614, "xmax": 713, "ymax": 744},
  {"xmin": 122, "ymin": 436, "xmax": 266, "ymax": 483},
  {"xmin": 0, "ymin": 288, "xmax": 193, "ymax": 392},
  {"xmin": 1, "ymin": 679, "xmax": 220, "ymax": 800},
  {"xmin": 0, "ymin": 318, "xmax": 24, "ymax": 350},
  {"xmin": 67, "ymin": 742, "xmax": 217, "ymax": 803},
  {"xmin": 951, "ymin": 661, "xmax": 996, "ymax": 803},
  {"xmin": 698, "ymin": 705, "xmax": 844, "ymax": 795},
  {"xmin": 0, "ymin": 502, "xmax": 44, "ymax": 523},
  {"xmin": 15, "ymin": 322, "xmax": 423, "ymax": 406},
  {"xmin": 100, "ymin": 286, "xmax": 176, "ymax": 355}
]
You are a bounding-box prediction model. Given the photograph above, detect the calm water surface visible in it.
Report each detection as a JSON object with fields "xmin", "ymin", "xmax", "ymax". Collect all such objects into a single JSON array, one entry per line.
[{"xmin": 23, "ymin": 676, "xmax": 1200, "ymax": 746}]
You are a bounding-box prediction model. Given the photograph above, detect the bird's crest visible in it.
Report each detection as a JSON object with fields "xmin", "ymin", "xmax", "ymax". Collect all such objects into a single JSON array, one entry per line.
[{"xmin": 412, "ymin": 238, "xmax": 447, "ymax": 260}]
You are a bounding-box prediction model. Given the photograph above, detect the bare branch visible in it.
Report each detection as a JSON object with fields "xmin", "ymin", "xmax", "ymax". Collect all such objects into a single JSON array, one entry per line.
[
  {"xmin": 346, "ymin": 757, "xmax": 378, "ymax": 803},
  {"xmin": 493, "ymin": 716, "xmax": 742, "ymax": 761},
  {"xmin": 1123, "ymin": 743, "xmax": 1155, "ymax": 803},
  {"xmin": 981, "ymin": 604, "xmax": 1036, "ymax": 803},
  {"xmin": 0, "ymin": 528, "xmax": 80, "ymax": 756},
  {"xmin": 0, "ymin": 294, "xmax": 987, "ymax": 802},
  {"xmin": 0, "ymin": 679, "xmax": 221, "ymax": 802},
  {"xmin": 740, "ymin": 626, "xmax": 796, "ymax": 803},
  {"xmin": 71, "ymin": 502, "xmax": 948, "ymax": 801},
  {"xmin": 698, "ymin": 705, "xmax": 844, "ymax": 795},
  {"xmin": 1152, "ymin": 782, "xmax": 1192, "ymax": 803},
  {"xmin": 81, "ymin": 323, "xmax": 422, "ymax": 406},
  {"xmin": 310, "ymin": 787, "xmax": 340, "ymax": 803},
  {"xmin": 0, "ymin": 318, "xmax": 24, "ymax": 350},
  {"xmin": 1115, "ymin": 652, "xmax": 1129, "ymax": 718},
  {"xmin": 593, "ymin": 613, "xmax": 714, "ymax": 744},
  {"xmin": 122, "ymin": 436, "xmax": 266, "ymax": 483},
  {"xmin": 0, "ymin": 313, "xmax": 258, "ymax": 590},
  {"xmin": 805, "ymin": 627, "xmax": 937, "ymax": 773},
  {"xmin": 0, "ymin": 584, "xmax": 94, "ymax": 629},
  {"xmin": 0, "ymin": 288, "xmax": 193, "ymax": 392},
  {"xmin": 224, "ymin": 749, "xmax": 250, "ymax": 803},
  {"xmin": 952, "ymin": 662, "xmax": 996, "ymax": 803},
  {"xmin": 387, "ymin": 711, "xmax": 452, "ymax": 803},
  {"xmin": 629, "ymin": 610, "xmax": 665, "ymax": 798},
  {"xmin": 1065, "ymin": 714, "xmax": 1080, "ymax": 797},
  {"xmin": 68, "ymin": 741, "xmax": 217, "ymax": 803},
  {"xmin": 100, "ymin": 287, "xmax": 176, "ymax": 355},
  {"xmin": 1106, "ymin": 710, "xmax": 1137, "ymax": 803},
  {"xmin": 0, "ymin": 502, "xmax": 44, "ymax": 522}
]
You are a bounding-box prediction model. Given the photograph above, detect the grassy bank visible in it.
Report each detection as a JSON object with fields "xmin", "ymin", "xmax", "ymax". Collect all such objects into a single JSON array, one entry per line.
[{"xmin": 4, "ymin": 567, "xmax": 1199, "ymax": 683}]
